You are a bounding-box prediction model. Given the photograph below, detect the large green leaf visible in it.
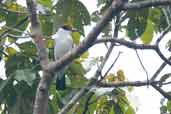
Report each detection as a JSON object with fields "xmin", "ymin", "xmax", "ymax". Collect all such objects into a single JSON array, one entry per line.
[
  {"xmin": 127, "ymin": 8, "xmax": 149, "ymax": 40},
  {"xmin": 38, "ymin": 0, "xmax": 52, "ymax": 8},
  {"xmin": 71, "ymin": 32, "xmax": 81, "ymax": 45},
  {"xmin": 2, "ymin": 3, "xmax": 28, "ymax": 36},
  {"xmin": 19, "ymin": 41, "xmax": 37, "ymax": 57},
  {"xmin": 67, "ymin": 61, "xmax": 87, "ymax": 88},
  {"xmin": 140, "ymin": 20, "xmax": 154, "ymax": 44},
  {"xmin": 148, "ymin": 8, "xmax": 162, "ymax": 32},
  {"xmin": 159, "ymin": 73, "xmax": 171, "ymax": 87},
  {"xmin": 96, "ymin": 96, "xmax": 112, "ymax": 114},
  {"xmin": 14, "ymin": 69, "xmax": 36, "ymax": 86},
  {"xmin": 5, "ymin": 47, "xmax": 17, "ymax": 57},
  {"xmin": 54, "ymin": 0, "xmax": 90, "ymax": 35}
]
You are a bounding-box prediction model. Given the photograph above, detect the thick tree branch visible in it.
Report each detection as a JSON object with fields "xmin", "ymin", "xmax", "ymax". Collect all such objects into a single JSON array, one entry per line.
[
  {"xmin": 27, "ymin": 0, "xmax": 49, "ymax": 67},
  {"xmin": 26, "ymin": 0, "xmax": 50, "ymax": 114}
]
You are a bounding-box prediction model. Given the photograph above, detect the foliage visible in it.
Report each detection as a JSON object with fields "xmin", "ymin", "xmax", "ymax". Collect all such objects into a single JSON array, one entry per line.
[
  {"xmin": 0, "ymin": 0, "xmax": 170, "ymax": 114},
  {"xmin": 160, "ymin": 99, "xmax": 171, "ymax": 114}
]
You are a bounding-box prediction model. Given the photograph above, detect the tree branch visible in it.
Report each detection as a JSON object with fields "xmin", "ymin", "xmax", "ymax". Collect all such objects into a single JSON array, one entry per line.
[
  {"xmin": 151, "ymin": 56, "xmax": 171, "ymax": 81},
  {"xmin": 152, "ymin": 84, "xmax": 171, "ymax": 99},
  {"xmin": 97, "ymin": 80, "xmax": 159, "ymax": 87},
  {"xmin": 95, "ymin": 38, "xmax": 171, "ymax": 66},
  {"xmin": 26, "ymin": 0, "xmax": 50, "ymax": 114},
  {"xmin": 123, "ymin": 0, "xmax": 171, "ymax": 10},
  {"xmin": 95, "ymin": 38, "xmax": 156, "ymax": 50}
]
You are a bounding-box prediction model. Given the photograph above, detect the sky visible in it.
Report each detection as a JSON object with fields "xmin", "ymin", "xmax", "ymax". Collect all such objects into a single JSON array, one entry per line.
[{"xmin": 1, "ymin": 0, "xmax": 170, "ymax": 114}]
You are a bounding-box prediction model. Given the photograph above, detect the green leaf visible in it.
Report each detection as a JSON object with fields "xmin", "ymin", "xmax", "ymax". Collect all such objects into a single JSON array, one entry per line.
[
  {"xmin": 127, "ymin": 8, "xmax": 149, "ymax": 40},
  {"xmin": 49, "ymin": 85, "xmax": 60, "ymax": 113},
  {"xmin": 0, "ymin": 76, "xmax": 13, "ymax": 95},
  {"xmin": 81, "ymin": 51, "xmax": 89, "ymax": 59},
  {"xmin": 3, "ymin": 3, "xmax": 28, "ymax": 36},
  {"xmin": 67, "ymin": 61, "xmax": 87, "ymax": 88},
  {"xmin": 4, "ymin": 2, "xmax": 26, "ymax": 13},
  {"xmin": 5, "ymin": 47, "xmax": 17, "ymax": 57},
  {"xmin": 68, "ymin": 61, "xmax": 86, "ymax": 76},
  {"xmin": 38, "ymin": 0, "xmax": 52, "ymax": 8},
  {"xmin": 46, "ymin": 39, "xmax": 54, "ymax": 48},
  {"xmin": 54, "ymin": 0, "xmax": 90, "ymax": 35},
  {"xmin": 160, "ymin": 106, "xmax": 167, "ymax": 114},
  {"xmin": 140, "ymin": 20, "xmax": 154, "ymax": 44},
  {"xmin": 91, "ymin": 11, "xmax": 100, "ymax": 22},
  {"xmin": 19, "ymin": 41, "xmax": 37, "ymax": 57},
  {"xmin": 159, "ymin": 73, "xmax": 171, "ymax": 87},
  {"xmin": 148, "ymin": 8, "xmax": 162, "ymax": 32},
  {"xmin": 167, "ymin": 100, "xmax": 171, "ymax": 113},
  {"xmin": 88, "ymin": 94, "xmax": 97, "ymax": 114},
  {"xmin": 71, "ymin": 32, "xmax": 80, "ymax": 45},
  {"xmin": 97, "ymin": 0, "xmax": 108, "ymax": 6},
  {"xmin": 125, "ymin": 105, "xmax": 135, "ymax": 114},
  {"xmin": 14, "ymin": 69, "xmax": 36, "ymax": 86},
  {"xmin": 96, "ymin": 96, "xmax": 112, "ymax": 114},
  {"xmin": 109, "ymin": 106, "xmax": 115, "ymax": 114}
]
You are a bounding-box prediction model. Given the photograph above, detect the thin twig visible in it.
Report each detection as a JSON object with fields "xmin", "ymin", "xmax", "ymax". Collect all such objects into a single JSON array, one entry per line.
[
  {"xmin": 162, "ymin": 81, "xmax": 171, "ymax": 85},
  {"xmin": 7, "ymin": 34, "xmax": 31, "ymax": 39},
  {"xmin": 135, "ymin": 50, "xmax": 149, "ymax": 84},
  {"xmin": 103, "ymin": 52, "xmax": 122, "ymax": 78},
  {"xmin": 156, "ymin": 25, "xmax": 171, "ymax": 45},
  {"xmin": 3, "ymin": 26, "xmax": 31, "ymax": 36}
]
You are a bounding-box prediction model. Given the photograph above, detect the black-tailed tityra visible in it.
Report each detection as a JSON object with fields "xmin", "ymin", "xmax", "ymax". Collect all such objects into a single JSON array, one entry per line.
[{"xmin": 52, "ymin": 25, "xmax": 76, "ymax": 90}]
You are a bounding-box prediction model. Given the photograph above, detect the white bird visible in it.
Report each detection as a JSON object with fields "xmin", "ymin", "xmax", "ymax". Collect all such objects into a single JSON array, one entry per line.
[{"xmin": 52, "ymin": 25, "xmax": 76, "ymax": 90}]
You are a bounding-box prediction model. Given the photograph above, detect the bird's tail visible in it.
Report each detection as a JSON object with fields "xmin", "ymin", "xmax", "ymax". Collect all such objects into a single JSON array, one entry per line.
[{"xmin": 55, "ymin": 69, "xmax": 66, "ymax": 90}]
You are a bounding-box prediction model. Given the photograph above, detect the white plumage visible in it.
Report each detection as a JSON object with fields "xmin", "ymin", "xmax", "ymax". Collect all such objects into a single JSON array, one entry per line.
[
  {"xmin": 52, "ymin": 28, "xmax": 73, "ymax": 60},
  {"xmin": 52, "ymin": 27, "xmax": 73, "ymax": 90}
]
